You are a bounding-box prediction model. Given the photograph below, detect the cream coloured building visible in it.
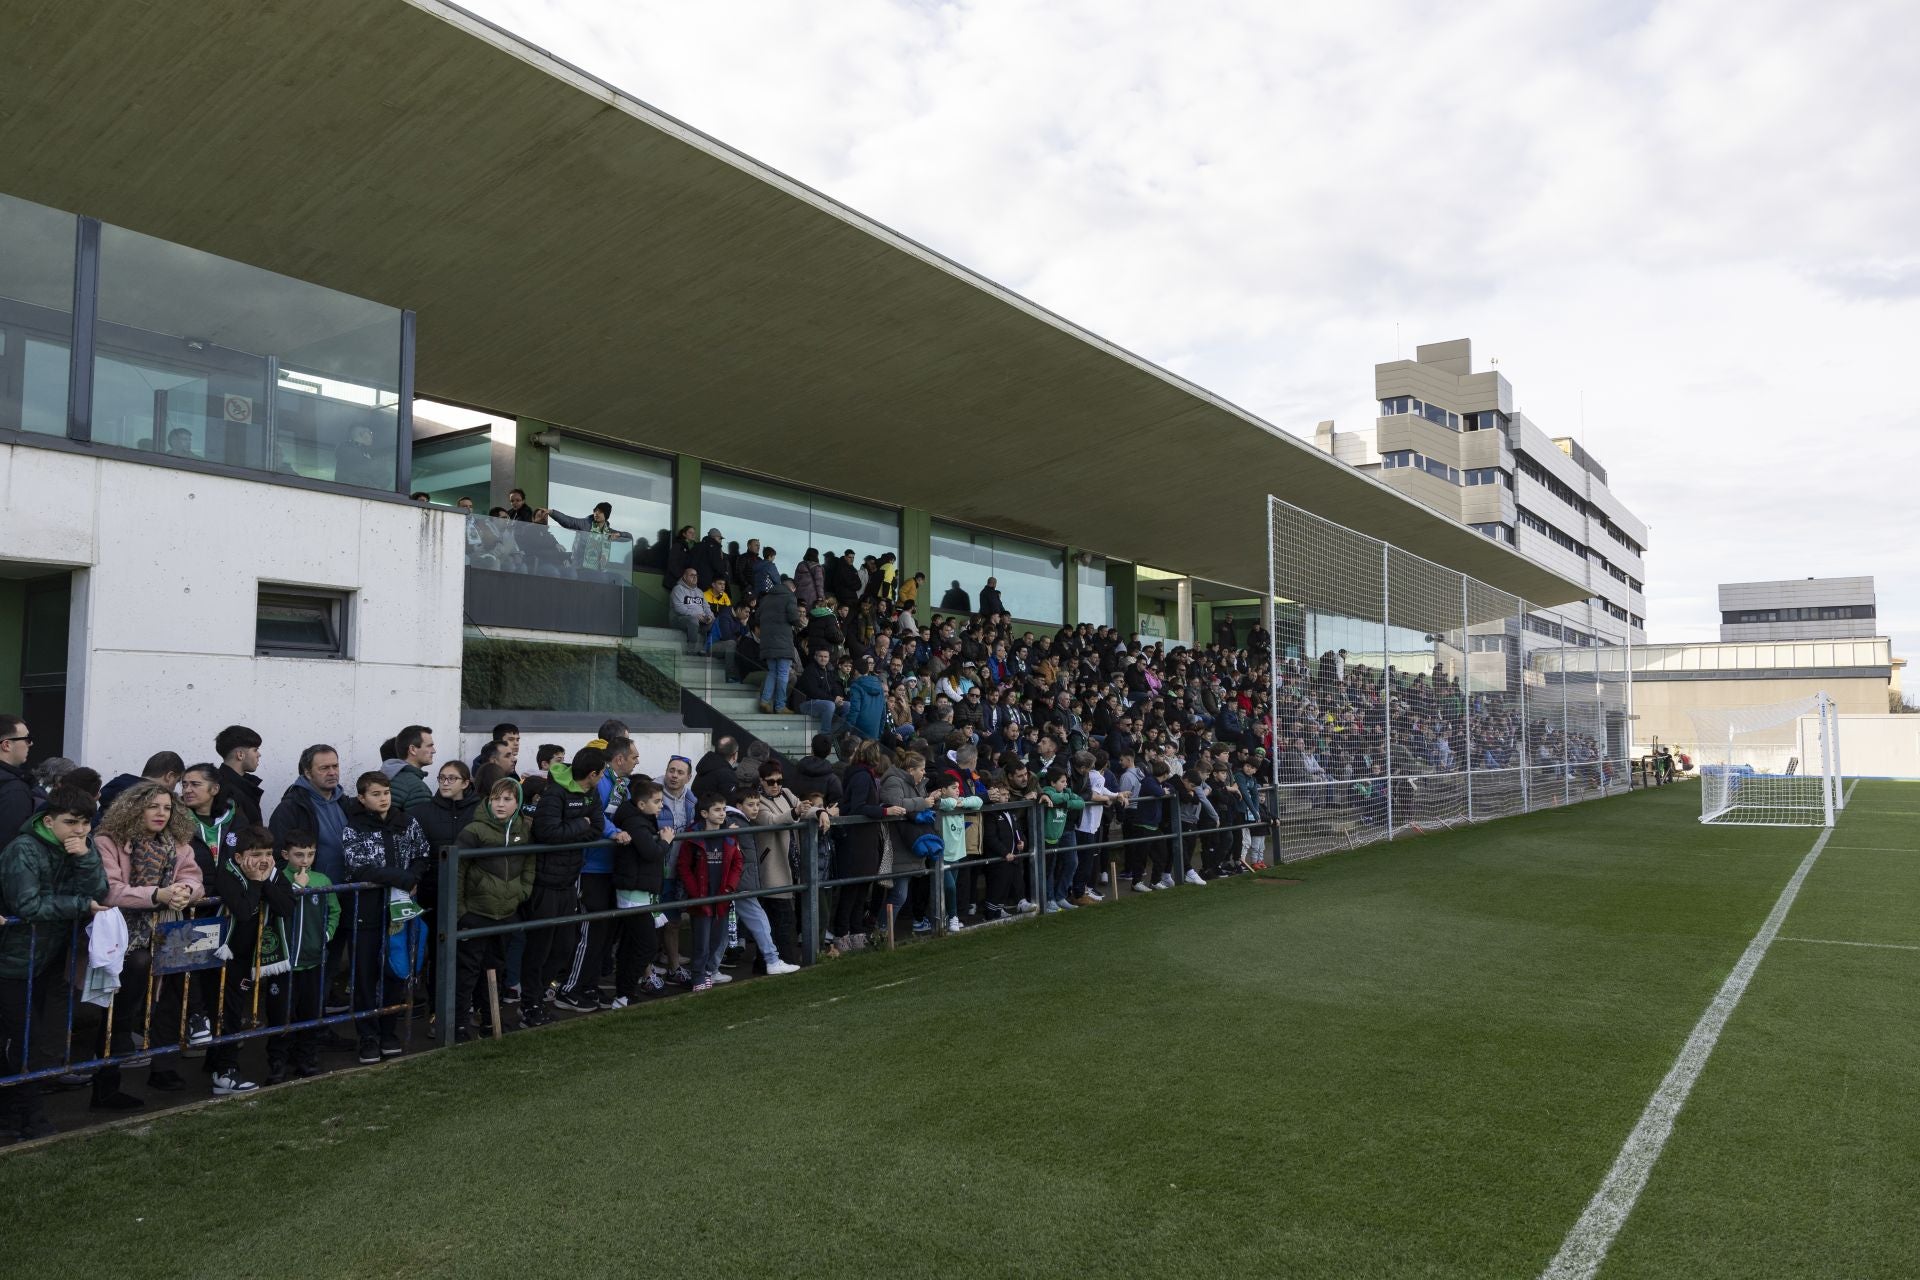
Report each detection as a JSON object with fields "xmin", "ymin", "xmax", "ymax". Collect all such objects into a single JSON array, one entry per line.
[{"xmin": 1314, "ymin": 338, "xmax": 1648, "ymax": 645}]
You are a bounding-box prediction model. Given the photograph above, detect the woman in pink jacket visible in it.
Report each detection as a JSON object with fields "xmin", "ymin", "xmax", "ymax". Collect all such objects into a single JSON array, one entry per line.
[
  {"xmin": 794, "ymin": 548, "xmax": 828, "ymax": 611},
  {"xmin": 90, "ymin": 780, "xmax": 204, "ymax": 1108}
]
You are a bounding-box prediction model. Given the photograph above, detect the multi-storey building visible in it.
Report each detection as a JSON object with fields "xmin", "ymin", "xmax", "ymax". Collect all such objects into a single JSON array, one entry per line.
[
  {"xmin": 1314, "ymin": 339, "xmax": 1648, "ymax": 645},
  {"xmin": 1719, "ymin": 577, "xmax": 1878, "ymax": 642}
]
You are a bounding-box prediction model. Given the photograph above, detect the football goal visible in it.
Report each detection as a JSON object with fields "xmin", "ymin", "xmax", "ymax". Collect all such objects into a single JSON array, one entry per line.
[{"xmin": 1690, "ymin": 692, "xmax": 1844, "ymax": 827}]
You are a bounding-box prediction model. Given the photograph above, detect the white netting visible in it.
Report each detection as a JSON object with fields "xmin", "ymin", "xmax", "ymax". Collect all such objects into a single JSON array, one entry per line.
[
  {"xmin": 1266, "ymin": 496, "xmax": 1631, "ymax": 862},
  {"xmin": 1690, "ymin": 693, "xmax": 1840, "ymax": 827}
]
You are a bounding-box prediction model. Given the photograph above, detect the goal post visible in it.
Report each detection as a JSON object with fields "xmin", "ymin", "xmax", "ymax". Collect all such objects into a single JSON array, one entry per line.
[{"xmin": 1690, "ymin": 692, "xmax": 1840, "ymax": 827}]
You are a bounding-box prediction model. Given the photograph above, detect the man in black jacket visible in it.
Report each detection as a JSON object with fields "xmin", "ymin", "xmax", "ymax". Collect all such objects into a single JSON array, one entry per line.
[
  {"xmin": 978, "ymin": 577, "xmax": 1005, "ymax": 617},
  {"xmin": 214, "ymin": 724, "xmax": 266, "ymax": 827},
  {"xmin": 521, "ymin": 746, "xmax": 606, "ymax": 1027},
  {"xmin": 825, "ymin": 549, "xmax": 862, "ymax": 607},
  {"xmin": 0, "ymin": 714, "xmax": 39, "ymax": 838},
  {"xmin": 340, "ymin": 772, "xmax": 432, "ymax": 1061},
  {"xmin": 692, "ymin": 528, "xmax": 728, "ymax": 590}
]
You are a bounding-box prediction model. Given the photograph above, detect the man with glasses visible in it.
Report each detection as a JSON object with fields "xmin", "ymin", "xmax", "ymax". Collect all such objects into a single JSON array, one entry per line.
[{"xmin": 0, "ymin": 715, "xmax": 33, "ymax": 840}]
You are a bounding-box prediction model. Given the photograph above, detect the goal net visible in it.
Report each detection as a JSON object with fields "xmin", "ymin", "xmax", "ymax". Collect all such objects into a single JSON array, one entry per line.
[{"xmin": 1690, "ymin": 693, "xmax": 1842, "ymax": 827}]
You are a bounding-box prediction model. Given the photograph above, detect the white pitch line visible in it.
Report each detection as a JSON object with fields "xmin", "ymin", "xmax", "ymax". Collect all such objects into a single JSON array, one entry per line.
[
  {"xmin": 1539, "ymin": 822, "xmax": 1836, "ymax": 1280},
  {"xmin": 1779, "ymin": 936, "xmax": 1920, "ymax": 953}
]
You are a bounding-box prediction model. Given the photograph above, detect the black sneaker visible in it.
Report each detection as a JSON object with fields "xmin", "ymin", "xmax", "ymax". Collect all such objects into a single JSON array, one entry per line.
[
  {"xmin": 519, "ymin": 1006, "xmax": 552, "ymax": 1029},
  {"xmin": 147, "ymin": 1068, "xmax": 186, "ymax": 1092},
  {"xmin": 553, "ymin": 990, "xmax": 601, "ymax": 1014},
  {"xmin": 357, "ymin": 1038, "xmax": 381, "ymax": 1065},
  {"xmin": 596, "ymin": 992, "xmax": 617, "ymax": 1010},
  {"xmin": 379, "ymin": 1035, "xmax": 403, "ymax": 1058},
  {"xmin": 264, "ymin": 1065, "xmax": 291, "ymax": 1086}
]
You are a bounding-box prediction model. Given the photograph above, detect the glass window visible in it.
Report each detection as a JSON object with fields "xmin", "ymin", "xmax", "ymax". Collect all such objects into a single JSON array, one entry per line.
[
  {"xmin": 256, "ymin": 587, "xmax": 350, "ymax": 658},
  {"xmin": 91, "ymin": 223, "xmax": 402, "ymax": 488},
  {"xmin": 699, "ymin": 471, "xmax": 896, "ymax": 574},
  {"xmin": 0, "ymin": 193, "xmax": 76, "ymax": 436},
  {"xmin": 550, "ymin": 437, "xmax": 675, "ymax": 560},
  {"xmin": 930, "ymin": 522, "xmax": 1063, "ymax": 624},
  {"xmin": 412, "ymin": 429, "xmax": 491, "ymax": 507},
  {"xmin": 1076, "ymin": 555, "xmax": 1111, "ymax": 628}
]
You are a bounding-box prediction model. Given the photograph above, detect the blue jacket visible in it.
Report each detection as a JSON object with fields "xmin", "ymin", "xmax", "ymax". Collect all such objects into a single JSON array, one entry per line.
[
  {"xmin": 586, "ymin": 771, "xmax": 628, "ymax": 875},
  {"xmin": 844, "ymin": 673, "xmax": 887, "ymax": 740}
]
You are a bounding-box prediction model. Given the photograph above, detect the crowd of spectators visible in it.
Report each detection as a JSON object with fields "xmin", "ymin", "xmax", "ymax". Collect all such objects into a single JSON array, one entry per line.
[{"xmin": 0, "ymin": 505, "xmax": 1615, "ymax": 1143}]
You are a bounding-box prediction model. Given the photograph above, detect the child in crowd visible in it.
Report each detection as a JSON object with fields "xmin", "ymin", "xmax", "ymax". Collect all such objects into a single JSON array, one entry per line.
[
  {"xmin": 1038, "ymin": 765, "xmax": 1086, "ymax": 913},
  {"xmin": 262, "ymin": 830, "xmax": 338, "ymax": 1082},
  {"xmin": 534, "ymin": 745, "xmax": 565, "ymax": 779},
  {"xmin": 611, "ymin": 779, "xmax": 672, "ymax": 1005},
  {"xmin": 932, "ymin": 771, "xmax": 982, "ymax": 931},
  {"xmin": 0, "ymin": 786, "xmax": 105, "ymax": 1141},
  {"xmin": 203, "ymin": 824, "xmax": 296, "ymax": 1096},
  {"xmin": 978, "ymin": 775, "xmax": 1031, "ymax": 920},
  {"xmin": 677, "ymin": 793, "xmax": 742, "ymax": 992},
  {"xmin": 1239, "ymin": 755, "xmax": 1269, "ymax": 869},
  {"xmin": 451, "ymin": 779, "xmax": 533, "ymax": 1039}
]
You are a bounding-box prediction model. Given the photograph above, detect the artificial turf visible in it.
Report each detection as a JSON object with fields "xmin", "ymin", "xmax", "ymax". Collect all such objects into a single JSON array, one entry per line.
[{"xmin": 2, "ymin": 781, "xmax": 1913, "ymax": 1278}]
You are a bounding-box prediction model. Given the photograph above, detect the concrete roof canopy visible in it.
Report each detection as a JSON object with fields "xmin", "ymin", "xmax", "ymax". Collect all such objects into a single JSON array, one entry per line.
[{"xmin": 0, "ymin": 0, "xmax": 1587, "ymax": 607}]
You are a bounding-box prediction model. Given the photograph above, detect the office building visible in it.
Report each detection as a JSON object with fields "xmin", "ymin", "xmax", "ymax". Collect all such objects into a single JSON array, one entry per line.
[
  {"xmin": 1314, "ymin": 339, "xmax": 1648, "ymax": 645},
  {"xmin": 1719, "ymin": 577, "xmax": 1877, "ymax": 642}
]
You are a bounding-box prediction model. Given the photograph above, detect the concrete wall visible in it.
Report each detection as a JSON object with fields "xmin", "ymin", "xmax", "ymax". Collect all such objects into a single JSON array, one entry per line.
[
  {"xmin": 1804, "ymin": 714, "xmax": 1920, "ymax": 779},
  {"xmin": 0, "ymin": 442, "xmax": 465, "ymax": 800},
  {"xmin": 1629, "ymin": 675, "xmax": 1890, "ymax": 757}
]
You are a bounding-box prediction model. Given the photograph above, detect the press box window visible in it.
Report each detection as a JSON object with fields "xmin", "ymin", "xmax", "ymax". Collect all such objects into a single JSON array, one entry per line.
[{"xmin": 256, "ymin": 588, "xmax": 351, "ymax": 658}]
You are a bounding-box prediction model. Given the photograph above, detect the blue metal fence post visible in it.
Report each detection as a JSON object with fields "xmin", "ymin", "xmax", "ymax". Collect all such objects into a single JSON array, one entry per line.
[
  {"xmin": 799, "ymin": 819, "xmax": 820, "ymax": 966},
  {"xmin": 435, "ymin": 845, "xmax": 459, "ymax": 1048},
  {"xmin": 1025, "ymin": 799, "xmax": 1044, "ymax": 914}
]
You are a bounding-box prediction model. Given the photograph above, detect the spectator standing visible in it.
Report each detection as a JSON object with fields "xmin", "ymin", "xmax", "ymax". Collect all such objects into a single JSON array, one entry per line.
[
  {"xmin": 555, "ymin": 738, "xmax": 637, "ymax": 1013},
  {"xmin": 692, "ymin": 528, "xmax": 728, "ymax": 589},
  {"xmin": 0, "ymin": 786, "xmax": 106, "ymax": 1140},
  {"xmin": 521, "ymin": 747, "xmax": 606, "ymax": 1025},
  {"xmin": 505, "ymin": 488, "xmax": 535, "ymax": 521},
  {"xmin": 99, "ymin": 750, "xmax": 186, "ymax": 811},
  {"xmin": 825, "ymin": 549, "xmax": 863, "ymax": 608},
  {"xmin": 90, "ymin": 780, "xmax": 205, "ymax": 1106},
  {"xmin": 940, "ymin": 580, "xmax": 971, "ymax": 613},
  {"xmin": 213, "ymin": 725, "xmax": 266, "ymax": 827},
  {"xmin": 269, "ymin": 745, "xmax": 350, "ymax": 883},
  {"xmin": 451, "ymin": 779, "xmax": 533, "ymax": 1038},
  {"xmin": 678, "ymin": 793, "xmax": 743, "ymax": 991},
  {"xmin": 341, "ymin": 771, "xmax": 431, "ymax": 1063},
  {"xmin": 978, "ymin": 577, "xmax": 1005, "ymax": 617},
  {"xmin": 794, "ymin": 548, "xmax": 827, "ymax": 609},
  {"xmin": 262, "ymin": 830, "xmax": 337, "ymax": 1079},
  {"xmin": 754, "ymin": 574, "xmax": 802, "ymax": 715},
  {"xmin": 387, "ymin": 726, "xmax": 437, "ymax": 810}
]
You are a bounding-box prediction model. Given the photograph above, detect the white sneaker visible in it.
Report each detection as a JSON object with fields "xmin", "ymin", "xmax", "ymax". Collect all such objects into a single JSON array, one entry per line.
[
  {"xmin": 946, "ymin": 916, "xmax": 964, "ymax": 932},
  {"xmin": 1184, "ymin": 869, "xmax": 1208, "ymax": 886},
  {"xmin": 710, "ymin": 972, "xmax": 733, "ymax": 984},
  {"xmin": 1042, "ymin": 901, "xmax": 1060, "ymax": 913},
  {"xmin": 1132, "ymin": 880, "xmax": 1154, "ymax": 894},
  {"xmin": 211, "ymin": 1071, "xmax": 258, "ymax": 1097},
  {"xmin": 1015, "ymin": 899, "xmax": 1038, "ymax": 914},
  {"xmin": 1155, "ymin": 874, "xmax": 1176, "ymax": 890},
  {"xmin": 609, "ymin": 995, "xmax": 632, "ymax": 1009},
  {"xmin": 765, "ymin": 959, "xmax": 801, "ymax": 975}
]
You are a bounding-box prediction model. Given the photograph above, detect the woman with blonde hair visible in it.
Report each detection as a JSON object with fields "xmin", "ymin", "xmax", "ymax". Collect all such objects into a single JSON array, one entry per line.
[{"xmin": 88, "ymin": 780, "xmax": 203, "ymax": 1109}]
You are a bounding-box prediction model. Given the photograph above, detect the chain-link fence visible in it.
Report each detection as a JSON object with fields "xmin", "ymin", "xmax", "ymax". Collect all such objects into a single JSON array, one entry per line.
[{"xmin": 1266, "ymin": 496, "xmax": 1632, "ymax": 861}]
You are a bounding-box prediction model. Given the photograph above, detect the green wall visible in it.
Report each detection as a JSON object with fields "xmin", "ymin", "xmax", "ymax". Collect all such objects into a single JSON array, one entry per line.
[
  {"xmin": 511, "ymin": 418, "xmax": 552, "ymax": 508},
  {"xmin": 0, "ymin": 580, "xmax": 23, "ymax": 712},
  {"xmin": 900, "ymin": 507, "xmax": 932, "ymax": 625}
]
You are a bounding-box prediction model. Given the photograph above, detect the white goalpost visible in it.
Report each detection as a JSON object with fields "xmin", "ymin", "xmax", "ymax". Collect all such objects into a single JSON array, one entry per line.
[{"xmin": 1691, "ymin": 692, "xmax": 1844, "ymax": 827}]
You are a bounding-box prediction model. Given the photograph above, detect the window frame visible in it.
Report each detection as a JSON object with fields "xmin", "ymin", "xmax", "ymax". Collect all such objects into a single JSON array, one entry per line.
[{"xmin": 255, "ymin": 585, "xmax": 352, "ymax": 660}]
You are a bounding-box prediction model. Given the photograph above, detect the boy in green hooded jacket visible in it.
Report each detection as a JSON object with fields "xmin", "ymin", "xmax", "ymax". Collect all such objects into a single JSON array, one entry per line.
[
  {"xmin": 451, "ymin": 778, "xmax": 533, "ymax": 1038},
  {"xmin": 0, "ymin": 786, "xmax": 106, "ymax": 1139}
]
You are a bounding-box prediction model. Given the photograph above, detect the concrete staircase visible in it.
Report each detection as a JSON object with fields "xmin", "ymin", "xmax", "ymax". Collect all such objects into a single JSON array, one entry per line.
[{"xmin": 628, "ymin": 626, "xmax": 818, "ymax": 759}]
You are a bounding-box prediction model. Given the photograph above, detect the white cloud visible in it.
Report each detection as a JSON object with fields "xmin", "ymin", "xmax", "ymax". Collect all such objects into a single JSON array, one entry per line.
[{"xmin": 462, "ymin": 0, "xmax": 1920, "ymax": 658}]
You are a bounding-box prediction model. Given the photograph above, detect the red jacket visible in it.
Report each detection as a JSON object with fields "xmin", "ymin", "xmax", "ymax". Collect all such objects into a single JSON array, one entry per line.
[{"xmin": 676, "ymin": 834, "xmax": 742, "ymax": 917}]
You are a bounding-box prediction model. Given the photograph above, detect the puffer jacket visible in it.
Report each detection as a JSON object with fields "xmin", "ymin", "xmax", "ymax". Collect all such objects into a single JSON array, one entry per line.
[
  {"xmin": 794, "ymin": 559, "xmax": 827, "ymax": 609},
  {"xmin": 456, "ymin": 782, "xmax": 534, "ymax": 919},
  {"xmin": 877, "ymin": 766, "xmax": 933, "ymax": 874},
  {"xmin": 0, "ymin": 819, "xmax": 107, "ymax": 979}
]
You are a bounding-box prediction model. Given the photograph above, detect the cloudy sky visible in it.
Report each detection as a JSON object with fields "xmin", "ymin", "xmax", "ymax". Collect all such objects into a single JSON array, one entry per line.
[{"xmin": 463, "ymin": 0, "xmax": 1919, "ymax": 661}]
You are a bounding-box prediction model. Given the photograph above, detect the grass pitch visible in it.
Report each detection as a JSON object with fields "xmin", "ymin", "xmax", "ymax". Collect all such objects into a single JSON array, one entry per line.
[{"xmin": 3, "ymin": 782, "xmax": 1914, "ymax": 1278}]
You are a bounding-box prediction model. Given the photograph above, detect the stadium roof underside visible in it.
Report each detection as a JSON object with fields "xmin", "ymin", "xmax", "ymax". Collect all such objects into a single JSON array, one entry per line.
[{"xmin": 0, "ymin": 0, "xmax": 1587, "ymax": 608}]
